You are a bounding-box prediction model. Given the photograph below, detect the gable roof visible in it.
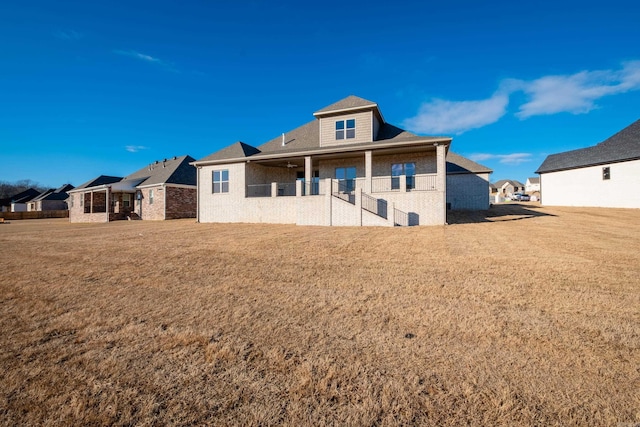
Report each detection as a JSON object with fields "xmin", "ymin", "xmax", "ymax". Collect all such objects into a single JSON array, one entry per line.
[
  {"xmin": 2, "ymin": 188, "xmax": 41, "ymax": 205},
  {"xmin": 74, "ymin": 175, "xmax": 123, "ymax": 191},
  {"xmin": 197, "ymin": 141, "xmax": 264, "ymax": 163},
  {"xmin": 125, "ymin": 155, "xmax": 196, "ymax": 187},
  {"xmin": 493, "ymin": 179, "xmax": 525, "ymax": 188},
  {"xmin": 446, "ymin": 152, "xmax": 492, "ymax": 175},
  {"xmin": 32, "ymin": 184, "xmax": 75, "ymax": 202},
  {"xmin": 313, "ymin": 95, "xmax": 378, "ymax": 116},
  {"xmin": 527, "ymin": 177, "xmax": 540, "ymax": 184},
  {"xmin": 536, "ymin": 119, "xmax": 640, "ymax": 173},
  {"xmin": 195, "ymin": 96, "xmax": 451, "ymax": 166},
  {"xmin": 70, "ymin": 155, "xmax": 196, "ymax": 193}
]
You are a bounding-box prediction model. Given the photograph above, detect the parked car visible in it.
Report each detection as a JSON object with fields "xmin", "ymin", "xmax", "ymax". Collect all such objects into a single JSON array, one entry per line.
[
  {"xmin": 511, "ymin": 193, "xmax": 523, "ymax": 201},
  {"xmin": 520, "ymin": 194, "xmax": 531, "ymax": 201}
]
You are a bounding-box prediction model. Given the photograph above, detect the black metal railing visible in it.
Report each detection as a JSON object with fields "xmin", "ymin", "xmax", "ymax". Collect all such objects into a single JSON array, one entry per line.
[
  {"xmin": 331, "ymin": 179, "xmax": 355, "ymax": 204},
  {"xmin": 361, "ymin": 193, "xmax": 387, "ymax": 219},
  {"xmin": 276, "ymin": 182, "xmax": 296, "ymax": 197},
  {"xmin": 247, "ymin": 184, "xmax": 271, "ymax": 197},
  {"xmin": 394, "ymin": 208, "xmax": 409, "ymax": 226}
]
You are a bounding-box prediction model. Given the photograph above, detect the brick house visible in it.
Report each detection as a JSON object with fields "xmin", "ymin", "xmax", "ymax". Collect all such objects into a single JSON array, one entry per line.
[
  {"xmin": 28, "ymin": 184, "xmax": 74, "ymax": 211},
  {"xmin": 67, "ymin": 155, "xmax": 197, "ymax": 223},
  {"xmin": 193, "ymin": 96, "xmax": 491, "ymax": 226}
]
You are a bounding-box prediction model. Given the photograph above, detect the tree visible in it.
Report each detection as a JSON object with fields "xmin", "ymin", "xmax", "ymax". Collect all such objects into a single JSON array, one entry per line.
[{"xmin": 0, "ymin": 180, "xmax": 48, "ymax": 199}]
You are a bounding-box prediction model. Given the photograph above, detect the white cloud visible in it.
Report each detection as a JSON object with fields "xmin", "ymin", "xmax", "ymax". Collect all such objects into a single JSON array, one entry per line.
[
  {"xmin": 404, "ymin": 61, "xmax": 640, "ymax": 134},
  {"xmin": 469, "ymin": 153, "xmax": 532, "ymax": 165},
  {"xmin": 517, "ymin": 61, "xmax": 640, "ymax": 118},
  {"xmin": 125, "ymin": 145, "xmax": 148, "ymax": 153},
  {"xmin": 403, "ymin": 92, "xmax": 509, "ymax": 135},
  {"xmin": 114, "ymin": 49, "xmax": 162, "ymax": 63}
]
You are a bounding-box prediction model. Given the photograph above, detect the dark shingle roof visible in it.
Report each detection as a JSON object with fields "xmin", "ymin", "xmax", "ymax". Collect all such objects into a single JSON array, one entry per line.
[
  {"xmin": 195, "ymin": 96, "xmax": 452, "ymax": 164},
  {"xmin": 196, "ymin": 142, "xmax": 262, "ymax": 163},
  {"xmin": 536, "ymin": 119, "xmax": 640, "ymax": 173},
  {"xmin": 313, "ymin": 95, "xmax": 377, "ymax": 115},
  {"xmin": 6, "ymin": 188, "xmax": 41, "ymax": 203},
  {"xmin": 125, "ymin": 155, "xmax": 196, "ymax": 187},
  {"xmin": 74, "ymin": 175, "xmax": 123, "ymax": 190},
  {"xmin": 446, "ymin": 152, "xmax": 493, "ymax": 175}
]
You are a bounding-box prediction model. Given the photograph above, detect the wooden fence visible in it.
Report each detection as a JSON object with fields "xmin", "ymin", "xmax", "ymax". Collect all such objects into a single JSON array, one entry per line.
[{"xmin": 0, "ymin": 210, "xmax": 69, "ymax": 220}]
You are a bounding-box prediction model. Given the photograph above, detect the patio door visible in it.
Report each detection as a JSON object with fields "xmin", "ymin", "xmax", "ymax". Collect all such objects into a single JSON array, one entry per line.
[
  {"xmin": 335, "ymin": 167, "xmax": 356, "ymax": 192},
  {"xmin": 297, "ymin": 170, "xmax": 320, "ymax": 195},
  {"xmin": 391, "ymin": 163, "xmax": 416, "ymax": 190}
]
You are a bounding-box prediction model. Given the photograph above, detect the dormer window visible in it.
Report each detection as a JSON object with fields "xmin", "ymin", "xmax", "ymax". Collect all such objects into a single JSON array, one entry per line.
[{"xmin": 336, "ymin": 119, "xmax": 356, "ymax": 140}]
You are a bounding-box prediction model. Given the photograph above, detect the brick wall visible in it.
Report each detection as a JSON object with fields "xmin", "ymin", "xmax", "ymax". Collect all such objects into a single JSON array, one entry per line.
[{"xmin": 165, "ymin": 186, "xmax": 196, "ymax": 219}]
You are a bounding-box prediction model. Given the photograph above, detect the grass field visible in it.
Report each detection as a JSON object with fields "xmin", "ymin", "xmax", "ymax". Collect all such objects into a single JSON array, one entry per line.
[{"xmin": 1, "ymin": 203, "xmax": 638, "ymax": 426}]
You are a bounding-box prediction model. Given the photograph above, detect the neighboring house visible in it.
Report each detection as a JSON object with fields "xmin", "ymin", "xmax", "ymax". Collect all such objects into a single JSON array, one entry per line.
[
  {"xmin": 67, "ymin": 155, "xmax": 197, "ymax": 223},
  {"xmin": 535, "ymin": 119, "xmax": 640, "ymax": 208},
  {"xmin": 493, "ymin": 179, "xmax": 525, "ymax": 198},
  {"xmin": 193, "ymin": 95, "xmax": 490, "ymax": 227},
  {"xmin": 28, "ymin": 184, "xmax": 74, "ymax": 211},
  {"xmin": 446, "ymin": 152, "xmax": 492, "ymax": 210},
  {"xmin": 525, "ymin": 177, "xmax": 540, "ymax": 193},
  {"xmin": 1, "ymin": 188, "xmax": 41, "ymax": 212}
]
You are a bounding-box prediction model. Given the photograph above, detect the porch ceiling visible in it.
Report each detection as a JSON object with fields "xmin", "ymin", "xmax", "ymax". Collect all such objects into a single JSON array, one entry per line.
[{"xmin": 250, "ymin": 144, "xmax": 439, "ymax": 167}]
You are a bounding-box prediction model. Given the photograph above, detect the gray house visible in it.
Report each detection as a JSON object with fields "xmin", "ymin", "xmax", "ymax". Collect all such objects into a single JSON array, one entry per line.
[{"xmin": 28, "ymin": 184, "xmax": 74, "ymax": 211}]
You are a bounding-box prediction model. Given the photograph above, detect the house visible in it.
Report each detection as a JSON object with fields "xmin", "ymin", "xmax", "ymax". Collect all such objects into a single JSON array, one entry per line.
[
  {"xmin": 446, "ymin": 152, "xmax": 492, "ymax": 210},
  {"xmin": 535, "ymin": 119, "xmax": 640, "ymax": 208},
  {"xmin": 193, "ymin": 96, "xmax": 491, "ymax": 227},
  {"xmin": 525, "ymin": 177, "xmax": 540, "ymax": 193},
  {"xmin": 67, "ymin": 155, "xmax": 197, "ymax": 222},
  {"xmin": 492, "ymin": 179, "xmax": 525, "ymax": 200},
  {"xmin": 27, "ymin": 184, "xmax": 74, "ymax": 211},
  {"xmin": 0, "ymin": 188, "xmax": 41, "ymax": 212}
]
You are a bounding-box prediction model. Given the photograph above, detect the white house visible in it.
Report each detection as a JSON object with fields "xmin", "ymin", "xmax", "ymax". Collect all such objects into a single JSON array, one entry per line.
[
  {"xmin": 535, "ymin": 119, "xmax": 640, "ymax": 208},
  {"xmin": 525, "ymin": 177, "xmax": 540, "ymax": 193},
  {"xmin": 193, "ymin": 96, "xmax": 491, "ymax": 227}
]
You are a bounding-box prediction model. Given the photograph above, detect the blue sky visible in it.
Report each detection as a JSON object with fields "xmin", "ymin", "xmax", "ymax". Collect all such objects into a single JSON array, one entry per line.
[{"xmin": 1, "ymin": 0, "xmax": 639, "ymax": 188}]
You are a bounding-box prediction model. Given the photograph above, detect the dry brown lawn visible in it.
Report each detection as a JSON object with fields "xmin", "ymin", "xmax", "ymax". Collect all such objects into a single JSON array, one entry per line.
[{"xmin": 1, "ymin": 204, "xmax": 638, "ymax": 426}]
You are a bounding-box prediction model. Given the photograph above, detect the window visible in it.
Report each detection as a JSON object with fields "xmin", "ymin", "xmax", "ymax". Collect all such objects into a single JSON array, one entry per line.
[
  {"xmin": 335, "ymin": 119, "xmax": 356, "ymax": 140},
  {"xmin": 603, "ymin": 166, "xmax": 610, "ymax": 180},
  {"xmin": 336, "ymin": 166, "xmax": 356, "ymax": 192},
  {"xmin": 391, "ymin": 163, "xmax": 416, "ymax": 189},
  {"xmin": 122, "ymin": 194, "xmax": 131, "ymax": 208},
  {"xmin": 149, "ymin": 189, "xmax": 154, "ymax": 204},
  {"xmin": 213, "ymin": 170, "xmax": 229, "ymax": 193}
]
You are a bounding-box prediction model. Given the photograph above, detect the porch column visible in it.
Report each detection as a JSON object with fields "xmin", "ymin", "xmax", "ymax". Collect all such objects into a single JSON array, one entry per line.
[
  {"xmin": 90, "ymin": 191, "xmax": 94, "ymax": 214},
  {"xmin": 436, "ymin": 142, "xmax": 447, "ymax": 224},
  {"xmin": 304, "ymin": 156, "xmax": 312, "ymax": 196},
  {"xmin": 106, "ymin": 187, "xmax": 110, "ymax": 222},
  {"xmin": 364, "ymin": 150, "xmax": 372, "ymax": 194}
]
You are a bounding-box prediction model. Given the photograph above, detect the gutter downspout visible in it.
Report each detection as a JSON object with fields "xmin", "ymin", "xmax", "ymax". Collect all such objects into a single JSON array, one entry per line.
[{"xmin": 196, "ymin": 167, "xmax": 200, "ymax": 223}]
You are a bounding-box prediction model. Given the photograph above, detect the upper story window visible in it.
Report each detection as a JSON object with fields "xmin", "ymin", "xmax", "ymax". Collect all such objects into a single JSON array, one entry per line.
[
  {"xmin": 336, "ymin": 119, "xmax": 356, "ymax": 140},
  {"xmin": 213, "ymin": 170, "xmax": 229, "ymax": 193},
  {"xmin": 603, "ymin": 166, "xmax": 610, "ymax": 180}
]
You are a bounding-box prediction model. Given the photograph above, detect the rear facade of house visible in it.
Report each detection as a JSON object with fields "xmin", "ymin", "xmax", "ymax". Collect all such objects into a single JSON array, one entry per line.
[{"xmin": 194, "ymin": 96, "xmax": 491, "ymax": 227}]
